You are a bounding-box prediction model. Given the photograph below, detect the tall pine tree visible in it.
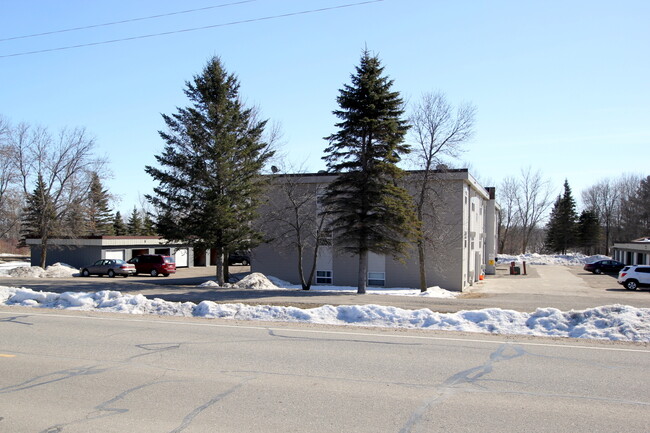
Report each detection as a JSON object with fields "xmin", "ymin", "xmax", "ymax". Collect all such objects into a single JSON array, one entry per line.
[
  {"xmin": 113, "ymin": 211, "xmax": 127, "ymax": 235},
  {"xmin": 86, "ymin": 172, "xmax": 114, "ymax": 235},
  {"xmin": 146, "ymin": 56, "xmax": 273, "ymax": 285},
  {"xmin": 21, "ymin": 174, "xmax": 57, "ymax": 267},
  {"xmin": 577, "ymin": 209, "xmax": 600, "ymax": 255},
  {"xmin": 127, "ymin": 207, "xmax": 143, "ymax": 235},
  {"xmin": 544, "ymin": 179, "xmax": 578, "ymax": 254},
  {"xmin": 322, "ymin": 50, "xmax": 418, "ymax": 294}
]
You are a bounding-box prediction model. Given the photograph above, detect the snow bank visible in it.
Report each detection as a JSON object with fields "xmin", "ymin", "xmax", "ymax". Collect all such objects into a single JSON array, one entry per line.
[
  {"xmin": 4, "ymin": 262, "xmax": 78, "ymax": 278},
  {"xmin": 200, "ymin": 274, "xmax": 460, "ymax": 298},
  {"xmin": 0, "ymin": 261, "xmax": 31, "ymax": 277},
  {"xmin": 497, "ymin": 253, "xmax": 609, "ymax": 266},
  {"xmin": 1, "ymin": 286, "xmax": 648, "ymax": 342},
  {"xmin": 235, "ymin": 272, "xmax": 279, "ymax": 290}
]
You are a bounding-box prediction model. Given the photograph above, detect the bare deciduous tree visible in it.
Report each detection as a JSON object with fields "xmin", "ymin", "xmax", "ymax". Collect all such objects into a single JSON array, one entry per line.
[
  {"xmin": 498, "ymin": 168, "xmax": 552, "ymax": 254},
  {"xmin": 515, "ymin": 167, "xmax": 552, "ymax": 253},
  {"xmin": 0, "ymin": 116, "xmax": 21, "ymax": 239},
  {"xmin": 581, "ymin": 173, "xmax": 644, "ymax": 253},
  {"xmin": 10, "ymin": 122, "xmax": 101, "ymax": 266},
  {"xmin": 260, "ymin": 168, "xmax": 327, "ymax": 290},
  {"xmin": 409, "ymin": 92, "xmax": 476, "ymax": 291},
  {"xmin": 497, "ymin": 176, "xmax": 519, "ymax": 254},
  {"xmin": 582, "ymin": 178, "xmax": 618, "ymax": 255}
]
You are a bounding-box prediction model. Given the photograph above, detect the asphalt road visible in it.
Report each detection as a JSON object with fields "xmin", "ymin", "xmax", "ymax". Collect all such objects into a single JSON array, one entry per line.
[
  {"xmin": 3, "ymin": 264, "xmax": 650, "ymax": 313},
  {"xmin": 1, "ymin": 308, "xmax": 649, "ymax": 433}
]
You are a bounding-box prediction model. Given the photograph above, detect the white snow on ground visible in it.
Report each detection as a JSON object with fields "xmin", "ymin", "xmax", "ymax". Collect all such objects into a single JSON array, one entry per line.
[
  {"xmin": 0, "ymin": 261, "xmax": 31, "ymax": 277},
  {"xmin": 497, "ymin": 253, "xmax": 610, "ymax": 266},
  {"xmin": 263, "ymin": 275, "xmax": 457, "ymax": 298},
  {"xmin": 0, "ymin": 262, "xmax": 79, "ymax": 278},
  {"xmin": 199, "ymin": 273, "xmax": 459, "ymax": 298},
  {"xmin": 0, "ymin": 285, "xmax": 648, "ymax": 342}
]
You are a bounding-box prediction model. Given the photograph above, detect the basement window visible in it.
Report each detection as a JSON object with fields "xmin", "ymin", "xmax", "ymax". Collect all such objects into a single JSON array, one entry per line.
[
  {"xmin": 316, "ymin": 270, "xmax": 332, "ymax": 284},
  {"xmin": 368, "ymin": 272, "xmax": 385, "ymax": 286}
]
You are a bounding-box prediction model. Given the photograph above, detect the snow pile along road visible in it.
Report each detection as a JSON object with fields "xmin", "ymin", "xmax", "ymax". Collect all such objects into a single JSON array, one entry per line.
[
  {"xmin": 497, "ymin": 253, "xmax": 609, "ymax": 266},
  {"xmin": 1, "ymin": 262, "xmax": 78, "ymax": 278},
  {"xmin": 1, "ymin": 286, "xmax": 648, "ymax": 342}
]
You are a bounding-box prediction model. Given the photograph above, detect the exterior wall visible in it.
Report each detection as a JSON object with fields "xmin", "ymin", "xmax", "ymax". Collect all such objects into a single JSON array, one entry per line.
[
  {"xmin": 484, "ymin": 187, "xmax": 498, "ymax": 275},
  {"xmin": 27, "ymin": 237, "xmax": 193, "ymax": 269},
  {"xmin": 30, "ymin": 244, "xmax": 103, "ymax": 268},
  {"xmin": 252, "ymin": 169, "xmax": 497, "ymax": 292},
  {"xmin": 612, "ymin": 242, "xmax": 650, "ymax": 265}
]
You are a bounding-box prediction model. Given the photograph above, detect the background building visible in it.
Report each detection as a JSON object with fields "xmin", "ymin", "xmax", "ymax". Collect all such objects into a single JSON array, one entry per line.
[
  {"xmin": 253, "ymin": 169, "xmax": 498, "ymax": 292},
  {"xmin": 26, "ymin": 237, "xmax": 192, "ymax": 269},
  {"xmin": 612, "ymin": 237, "xmax": 650, "ymax": 266}
]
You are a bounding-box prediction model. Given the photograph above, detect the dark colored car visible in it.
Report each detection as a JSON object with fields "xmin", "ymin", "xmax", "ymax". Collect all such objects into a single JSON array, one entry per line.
[
  {"xmin": 583, "ymin": 259, "xmax": 625, "ymax": 274},
  {"xmin": 228, "ymin": 251, "xmax": 250, "ymax": 266},
  {"xmin": 81, "ymin": 259, "xmax": 136, "ymax": 278},
  {"xmin": 128, "ymin": 254, "xmax": 176, "ymax": 277}
]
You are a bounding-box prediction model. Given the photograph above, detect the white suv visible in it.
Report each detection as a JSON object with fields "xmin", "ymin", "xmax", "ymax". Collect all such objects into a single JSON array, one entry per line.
[{"xmin": 617, "ymin": 265, "xmax": 650, "ymax": 290}]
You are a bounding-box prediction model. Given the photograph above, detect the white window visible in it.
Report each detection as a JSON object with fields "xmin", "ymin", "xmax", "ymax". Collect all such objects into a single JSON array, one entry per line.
[
  {"xmin": 368, "ymin": 272, "xmax": 385, "ymax": 286},
  {"xmin": 316, "ymin": 270, "xmax": 332, "ymax": 284}
]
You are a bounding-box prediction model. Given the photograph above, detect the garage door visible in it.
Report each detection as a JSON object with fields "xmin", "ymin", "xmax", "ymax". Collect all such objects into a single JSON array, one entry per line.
[
  {"xmin": 174, "ymin": 248, "xmax": 188, "ymax": 267},
  {"xmin": 105, "ymin": 250, "xmax": 124, "ymax": 260}
]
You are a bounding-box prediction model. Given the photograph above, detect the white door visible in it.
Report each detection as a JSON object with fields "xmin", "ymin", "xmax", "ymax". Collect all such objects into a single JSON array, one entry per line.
[
  {"xmin": 174, "ymin": 248, "xmax": 188, "ymax": 267},
  {"xmin": 104, "ymin": 250, "xmax": 124, "ymax": 260}
]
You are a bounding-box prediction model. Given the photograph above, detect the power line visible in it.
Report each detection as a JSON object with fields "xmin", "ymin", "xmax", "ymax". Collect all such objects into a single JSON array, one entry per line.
[
  {"xmin": 0, "ymin": 0, "xmax": 258, "ymax": 43},
  {"xmin": 0, "ymin": 0, "xmax": 384, "ymax": 59}
]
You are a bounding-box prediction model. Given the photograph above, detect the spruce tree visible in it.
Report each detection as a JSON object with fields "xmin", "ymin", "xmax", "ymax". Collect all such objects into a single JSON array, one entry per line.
[
  {"xmin": 142, "ymin": 213, "xmax": 157, "ymax": 236},
  {"xmin": 577, "ymin": 210, "xmax": 600, "ymax": 255},
  {"xmin": 544, "ymin": 180, "xmax": 578, "ymax": 254},
  {"xmin": 21, "ymin": 174, "xmax": 57, "ymax": 267},
  {"xmin": 65, "ymin": 199, "xmax": 88, "ymax": 236},
  {"xmin": 146, "ymin": 56, "xmax": 273, "ymax": 285},
  {"xmin": 322, "ymin": 50, "xmax": 418, "ymax": 294},
  {"xmin": 113, "ymin": 211, "xmax": 127, "ymax": 235},
  {"xmin": 86, "ymin": 172, "xmax": 114, "ymax": 235},
  {"xmin": 127, "ymin": 207, "xmax": 143, "ymax": 235}
]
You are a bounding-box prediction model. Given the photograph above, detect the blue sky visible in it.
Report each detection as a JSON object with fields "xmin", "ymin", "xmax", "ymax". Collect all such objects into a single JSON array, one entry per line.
[{"xmin": 1, "ymin": 0, "xmax": 648, "ymax": 215}]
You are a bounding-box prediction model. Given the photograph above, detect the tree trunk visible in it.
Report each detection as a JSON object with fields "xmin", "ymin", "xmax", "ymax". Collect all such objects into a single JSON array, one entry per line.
[
  {"xmin": 417, "ymin": 238, "xmax": 427, "ymax": 292},
  {"xmin": 305, "ymin": 242, "xmax": 321, "ymax": 291},
  {"xmin": 215, "ymin": 246, "xmax": 224, "ymax": 286},
  {"xmin": 223, "ymin": 249, "xmax": 230, "ymax": 283},
  {"xmin": 357, "ymin": 249, "xmax": 368, "ymax": 294},
  {"xmin": 39, "ymin": 238, "xmax": 48, "ymax": 269},
  {"xmin": 297, "ymin": 245, "xmax": 308, "ymax": 290}
]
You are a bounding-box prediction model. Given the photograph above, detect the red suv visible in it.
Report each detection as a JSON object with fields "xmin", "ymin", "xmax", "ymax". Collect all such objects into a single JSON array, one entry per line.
[{"xmin": 128, "ymin": 254, "xmax": 176, "ymax": 277}]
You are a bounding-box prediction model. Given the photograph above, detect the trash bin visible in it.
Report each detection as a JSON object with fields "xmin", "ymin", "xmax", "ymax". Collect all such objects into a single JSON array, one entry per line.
[{"xmin": 512, "ymin": 266, "xmax": 520, "ymax": 275}]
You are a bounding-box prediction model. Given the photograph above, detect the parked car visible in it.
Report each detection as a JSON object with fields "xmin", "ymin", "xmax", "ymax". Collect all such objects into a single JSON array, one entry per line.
[
  {"xmin": 80, "ymin": 259, "xmax": 136, "ymax": 278},
  {"xmin": 228, "ymin": 251, "xmax": 250, "ymax": 266},
  {"xmin": 617, "ymin": 265, "xmax": 650, "ymax": 290},
  {"xmin": 583, "ymin": 259, "xmax": 625, "ymax": 274},
  {"xmin": 127, "ymin": 254, "xmax": 176, "ymax": 277}
]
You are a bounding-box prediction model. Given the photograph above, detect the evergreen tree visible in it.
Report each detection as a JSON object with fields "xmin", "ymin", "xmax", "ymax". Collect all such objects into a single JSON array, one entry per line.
[
  {"xmin": 577, "ymin": 209, "xmax": 600, "ymax": 255},
  {"xmin": 127, "ymin": 207, "xmax": 143, "ymax": 235},
  {"xmin": 21, "ymin": 174, "xmax": 57, "ymax": 266},
  {"xmin": 86, "ymin": 172, "xmax": 114, "ymax": 235},
  {"xmin": 142, "ymin": 213, "xmax": 157, "ymax": 236},
  {"xmin": 146, "ymin": 56, "xmax": 273, "ymax": 285},
  {"xmin": 322, "ymin": 50, "xmax": 418, "ymax": 294},
  {"xmin": 113, "ymin": 211, "xmax": 127, "ymax": 235},
  {"xmin": 544, "ymin": 180, "xmax": 578, "ymax": 254},
  {"xmin": 65, "ymin": 199, "xmax": 88, "ymax": 236}
]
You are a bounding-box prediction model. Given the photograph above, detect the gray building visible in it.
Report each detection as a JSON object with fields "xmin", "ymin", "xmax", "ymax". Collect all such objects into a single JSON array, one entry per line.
[
  {"xmin": 612, "ymin": 237, "xmax": 650, "ymax": 266},
  {"xmin": 252, "ymin": 169, "xmax": 499, "ymax": 292},
  {"xmin": 27, "ymin": 236, "xmax": 193, "ymax": 269}
]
